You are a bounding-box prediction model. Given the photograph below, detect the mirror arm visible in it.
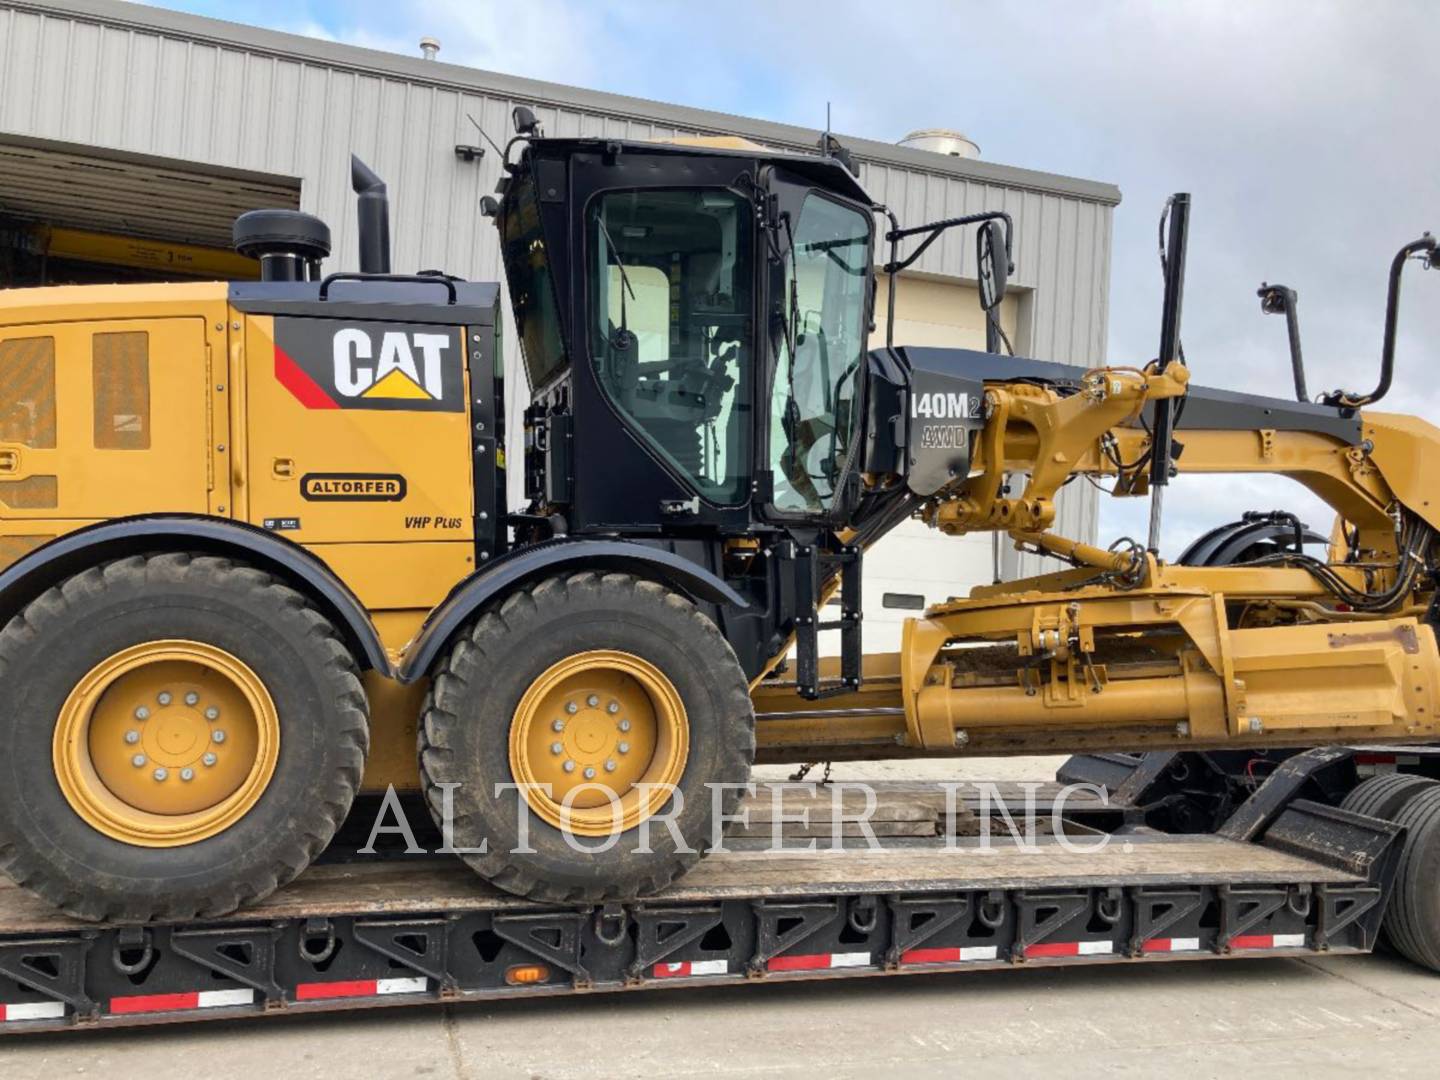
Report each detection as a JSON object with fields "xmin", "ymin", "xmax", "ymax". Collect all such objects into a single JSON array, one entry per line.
[
  {"xmin": 873, "ymin": 205, "xmax": 902, "ymax": 349},
  {"xmin": 883, "ymin": 211, "xmax": 1015, "ymax": 277},
  {"xmin": 881, "ymin": 210, "xmax": 1014, "ymax": 354},
  {"xmin": 1326, "ymin": 233, "xmax": 1437, "ymax": 410},
  {"xmin": 1257, "ymin": 283, "xmax": 1309, "ymax": 403}
]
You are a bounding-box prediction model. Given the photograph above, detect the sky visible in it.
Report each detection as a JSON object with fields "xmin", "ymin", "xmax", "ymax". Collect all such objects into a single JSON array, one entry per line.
[{"xmin": 152, "ymin": 0, "xmax": 1440, "ymax": 554}]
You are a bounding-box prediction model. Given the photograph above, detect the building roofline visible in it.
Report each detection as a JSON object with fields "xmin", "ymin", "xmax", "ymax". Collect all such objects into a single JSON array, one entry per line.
[{"xmin": 11, "ymin": 0, "xmax": 1122, "ymax": 207}]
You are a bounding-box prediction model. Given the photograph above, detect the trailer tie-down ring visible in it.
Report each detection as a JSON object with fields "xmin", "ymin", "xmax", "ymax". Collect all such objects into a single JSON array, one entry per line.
[
  {"xmin": 594, "ymin": 904, "xmax": 628, "ymax": 947},
  {"xmin": 848, "ymin": 897, "xmax": 879, "ymax": 935},
  {"xmin": 299, "ymin": 918, "xmax": 338, "ymax": 965},
  {"xmin": 1096, "ymin": 888, "xmax": 1124, "ymax": 926},
  {"xmin": 978, "ymin": 891, "xmax": 1007, "ymax": 930},
  {"xmin": 112, "ymin": 929, "xmax": 154, "ymax": 976}
]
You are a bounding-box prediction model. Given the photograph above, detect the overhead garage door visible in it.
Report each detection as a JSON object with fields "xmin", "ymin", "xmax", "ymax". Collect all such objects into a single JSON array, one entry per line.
[
  {"xmin": 855, "ymin": 273, "xmax": 1019, "ymax": 653},
  {"xmin": 0, "ymin": 133, "xmax": 297, "ymax": 285}
]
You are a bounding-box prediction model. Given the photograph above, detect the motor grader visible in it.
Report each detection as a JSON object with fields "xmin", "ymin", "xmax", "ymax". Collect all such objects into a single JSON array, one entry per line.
[{"xmin": 0, "ymin": 107, "xmax": 1435, "ymax": 925}]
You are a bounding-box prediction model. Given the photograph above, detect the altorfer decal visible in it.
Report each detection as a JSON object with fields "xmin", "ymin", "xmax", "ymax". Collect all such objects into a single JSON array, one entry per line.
[{"xmin": 300, "ymin": 473, "xmax": 408, "ymax": 502}]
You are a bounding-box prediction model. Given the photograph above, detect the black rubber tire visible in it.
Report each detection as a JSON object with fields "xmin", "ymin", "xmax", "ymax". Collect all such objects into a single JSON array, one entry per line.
[
  {"xmin": 0, "ymin": 553, "xmax": 369, "ymax": 922},
  {"xmin": 418, "ymin": 571, "xmax": 755, "ymax": 902},
  {"xmin": 1385, "ymin": 785, "xmax": 1440, "ymax": 971},
  {"xmin": 1340, "ymin": 773, "xmax": 1439, "ymax": 821}
]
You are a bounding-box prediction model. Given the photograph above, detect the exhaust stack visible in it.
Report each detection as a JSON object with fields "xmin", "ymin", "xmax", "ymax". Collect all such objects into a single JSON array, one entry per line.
[{"xmin": 351, "ymin": 155, "xmax": 392, "ymax": 275}]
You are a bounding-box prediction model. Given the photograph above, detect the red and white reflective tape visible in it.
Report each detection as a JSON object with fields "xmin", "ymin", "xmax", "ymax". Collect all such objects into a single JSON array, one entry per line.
[
  {"xmin": 295, "ymin": 976, "xmax": 428, "ymax": 1001},
  {"xmin": 1231, "ymin": 933, "xmax": 1306, "ymax": 950},
  {"xmin": 1141, "ymin": 936, "xmax": 1202, "ymax": 954},
  {"xmin": 653, "ymin": 959, "xmax": 728, "ymax": 979},
  {"xmin": 109, "ymin": 988, "xmax": 255, "ymax": 1016},
  {"xmin": 1024, "ymin": 940, "xmax": 1114, "ymax": 959},
  {"xmin": 1354, "ymin": 753, "xmax": 1421, "ymax": 776},
  {"xmin": 767, "ymin": 951, "xmax": 871, "ymax": 972},
  {"xmin": 900, "ymin": 945, "xmax": 999, "ymax": 965},
  {"xmin": 0, "ymin": 1000, "xmax": 67, "ymax": 1022}
]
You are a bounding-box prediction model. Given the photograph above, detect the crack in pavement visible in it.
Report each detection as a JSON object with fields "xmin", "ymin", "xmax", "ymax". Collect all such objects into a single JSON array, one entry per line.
[
  {"xmin": 443, "ymin": 1006, "xmax": 470, "ymax": 1080},
  {"xmin": 1299, "ymin": 957, "xmax": 1440, "ymax": 1020}
]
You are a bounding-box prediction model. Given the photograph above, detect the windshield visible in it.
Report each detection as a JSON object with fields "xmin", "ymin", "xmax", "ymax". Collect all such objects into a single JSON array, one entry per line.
[
  {"xmin": 501, "ymin": 173, "xmax": 568, "ymax": 389},
  {"xmin": 768, "ymin": 193, "xmax": 871, "ymax": 515},
  {"xmin": 588, "ymin": 188, "xmax": 754, "ymax": 504}
]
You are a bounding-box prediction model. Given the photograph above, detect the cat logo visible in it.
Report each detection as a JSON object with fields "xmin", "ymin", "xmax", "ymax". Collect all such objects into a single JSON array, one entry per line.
[{"xmin": 272, "ymin": 318, "xmax": 463, "ymax": 412}]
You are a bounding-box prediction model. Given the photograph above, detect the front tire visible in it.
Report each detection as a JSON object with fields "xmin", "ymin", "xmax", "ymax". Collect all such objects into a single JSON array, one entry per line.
[
  {"xmin": 0, "ymin": 553, "xmax": 369, "ymax": 922},
  {"xmin": 418, "ymin": 571, "xmax": 755, "ymax": 902}
]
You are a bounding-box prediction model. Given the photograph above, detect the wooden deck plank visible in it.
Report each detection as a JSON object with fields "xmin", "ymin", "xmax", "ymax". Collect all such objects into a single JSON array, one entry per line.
[{"xmin": 0, "ymin": 834, "xmax": 1357, "ymax": 934}]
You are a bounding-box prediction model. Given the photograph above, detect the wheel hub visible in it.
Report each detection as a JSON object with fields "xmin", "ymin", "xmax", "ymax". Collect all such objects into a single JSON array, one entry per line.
[
  {"xmin": 53, "ymin": 641, "xmax": 279, "ymax": 846},
  {"xmin": 509, "ymin": 650, "xmax": 688, "ymax": 836}
]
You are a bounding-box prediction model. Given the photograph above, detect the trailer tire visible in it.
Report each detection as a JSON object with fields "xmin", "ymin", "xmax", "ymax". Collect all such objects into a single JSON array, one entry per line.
[
  {"xmin": 418, "ymin": 571, "xmax": 755, "ymax": 902},
  {"xmin": 1340, "ymin": 773, "xmax": 1438, "ymax": 821},
  {"xmin": 1383, "ymin": 785, "xmax": 1440, "ymax": 971},
  {"xmin": 0, "ymin": 553, "xmax": 369, "ymax": 922}
]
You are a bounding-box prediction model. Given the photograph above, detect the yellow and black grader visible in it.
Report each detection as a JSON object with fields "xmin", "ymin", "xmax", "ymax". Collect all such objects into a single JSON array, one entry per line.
[{"xmin": 0, "ymin": 108, "xmax": 1437, "ymax": 974}]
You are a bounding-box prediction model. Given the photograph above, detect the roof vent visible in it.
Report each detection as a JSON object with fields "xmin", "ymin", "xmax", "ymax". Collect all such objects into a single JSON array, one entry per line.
[
  {"xmin": 419, "ymin": 36, "xmax": 441, "ymax": 60},
  {"xmin": 898, "ymin": 128, "xmax": 980, "ymax": 160}
]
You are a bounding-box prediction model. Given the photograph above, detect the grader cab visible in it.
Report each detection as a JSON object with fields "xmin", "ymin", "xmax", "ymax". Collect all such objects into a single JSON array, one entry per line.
[{"xmin": 0, "ymin": 107, "xmax": 1436, "ymax": 923}]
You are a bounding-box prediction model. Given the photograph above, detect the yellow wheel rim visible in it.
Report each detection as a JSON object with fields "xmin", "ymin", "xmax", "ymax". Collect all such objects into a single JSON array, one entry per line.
[
  {"xmin": 52, "ymin": 640, "xmax": 280, "ymax": 847},
  {"xmin": 509, "ymin": 649, "xmax": 689, "ymax": 837}
]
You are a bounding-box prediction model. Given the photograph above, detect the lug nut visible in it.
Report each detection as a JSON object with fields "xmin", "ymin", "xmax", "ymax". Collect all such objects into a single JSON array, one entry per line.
[
  {"xmin": 153, "ymin": 767, "xmax": 168, "ymax": 781},
  {"xmin": 584, "ymin": 766, "xmax": 597, "ymax": 779},
  {"xmin": 563, "ymin": 760, "xmax": 576, "ymax": 773},
  {"xmin": 124, "ymin": 730, "xmax": 140, "ymax": 745},
  {"xmin": 618, "ymin": 741, "xmax": 630, "ymax": 755},
  {"xmin": 618, "ymin": 719, "xmax": 631, "ymax": 732},
  {"xmin": 586, "ymin": 694, "xmax": 599, "ymax": 708},
  {"xmin": 565, "ymin": 702, "xmax": 578, "ymax": 715},
  {"xmin": 202, "ymin": 752, "xmax": 217, "ymax": 767},
  {"xmin": 212, "ymin": 730, "xmax": 226, "ymax": 744},
  {"xmin": 157, "ymin": 691, "xmax": 172, "ymax": 706},
  {"xmin": 184, "ymin": 692, "xmax": 199, "ymax": 706},
  {"xmin": 131, "ymin": 753, "xmax": 147, "ymax": 768},
  {"xmin": 180, "ymin": 768, "xmax": 194, "ymax": 782},
  {"xmin": 134, "ymin": 706, "xmax": 150, "ymax": 721},
  {"xmin": 204, "ymin": 706, "xmax": 219, "ymax": 721},
  {"xmin": 552, "ymin": 719, "xmax": 565, "ymax": 732},
  {"xmin": 605, "ymin": 759, "xmax": 617, "ymax": 773},
  {"xmin": 607, "ymin": 701, "xmax": 620, "ymax": 714},
  {"xmin": 551, "ymin": 742, "xmax": 564, "ymax": 755}
]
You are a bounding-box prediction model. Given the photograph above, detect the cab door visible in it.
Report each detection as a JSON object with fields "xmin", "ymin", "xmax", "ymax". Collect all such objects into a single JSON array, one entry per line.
[{"xmin": 0, "ymin": 318, "xmax": 211, "ymax": 526}]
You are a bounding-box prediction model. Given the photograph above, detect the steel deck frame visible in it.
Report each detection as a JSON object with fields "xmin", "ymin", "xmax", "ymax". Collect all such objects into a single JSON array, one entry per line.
[{"xmin": 0, "ymin": 781, "xmax": 1404, "ymax": 1034}]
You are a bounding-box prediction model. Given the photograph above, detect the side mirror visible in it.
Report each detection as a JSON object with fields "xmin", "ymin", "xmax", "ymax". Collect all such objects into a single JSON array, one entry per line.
[
  {"xmin": 479, "ymin": 195, "xmax": 501, "ymax": 219},
  {"xmin": 976, "ymin": 219, "xmax": 1008, "ymax": 310},
  {"xmin": 512, "ymin": 105, "xmax": 541, "ymax": 137}
]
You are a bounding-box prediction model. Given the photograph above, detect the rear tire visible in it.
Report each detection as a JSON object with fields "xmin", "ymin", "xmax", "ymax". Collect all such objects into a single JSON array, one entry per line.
[
  {"xmin": 1383, "ymin": 785, "xmax": 1440, "ymax": 971},
  {"xmin": 0, "ymin": 553, "xmax": 369, "ymax": 922},
  {"xmin": 1340, "ymin": 773, "xmax": 1438, "ymax": 820},
  {"xmin": 418, "ymin": 571, "xmax": 755, "ymax": 902}
]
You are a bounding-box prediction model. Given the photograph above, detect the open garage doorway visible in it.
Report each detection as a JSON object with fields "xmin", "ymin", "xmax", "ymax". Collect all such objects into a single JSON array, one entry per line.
[{"xmin": 0, "ymin": 134, "xmax": 300, "ymax": 287}]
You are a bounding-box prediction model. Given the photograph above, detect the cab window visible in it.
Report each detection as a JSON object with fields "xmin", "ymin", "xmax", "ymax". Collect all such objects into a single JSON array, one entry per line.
[
  {"xmin": 588, "ymin": 189, "xmax": 753, "ymax": 505},
  {"xmin": 768, "ymin": 193, "xmax": 871, "ymax": 515}
]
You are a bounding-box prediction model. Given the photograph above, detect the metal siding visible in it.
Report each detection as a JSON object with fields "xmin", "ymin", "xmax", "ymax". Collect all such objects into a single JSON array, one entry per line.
[{"xmin": 0, "ymin": 0, "xmax": 1109, "ymax": 560}]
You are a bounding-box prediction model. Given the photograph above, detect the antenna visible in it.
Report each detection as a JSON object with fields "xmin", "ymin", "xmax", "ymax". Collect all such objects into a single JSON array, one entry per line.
[
  {"xmin": 825, "ymin": 101, "xmax": 832, "ymax": 155},
  {"xmin": 467, "ymin": 113, "xmax": 505, "ymax": 160}
]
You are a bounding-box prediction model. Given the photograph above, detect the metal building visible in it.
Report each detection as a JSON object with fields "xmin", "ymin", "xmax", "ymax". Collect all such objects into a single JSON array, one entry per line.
[{"xmin": 0, "ymin": 0, "xmax": 1120, "ymax": 649}]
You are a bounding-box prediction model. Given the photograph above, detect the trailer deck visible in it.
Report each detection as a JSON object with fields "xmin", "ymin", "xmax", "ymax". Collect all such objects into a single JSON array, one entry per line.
[{"xmin": 0, "ymin": 771, "xmax": 1405, "ymax": 1033}]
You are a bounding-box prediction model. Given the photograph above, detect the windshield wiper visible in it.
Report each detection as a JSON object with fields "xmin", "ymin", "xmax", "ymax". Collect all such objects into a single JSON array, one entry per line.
[{"xmin": 596, "ymin": 215, "xmax": 637, "ymax": 347}]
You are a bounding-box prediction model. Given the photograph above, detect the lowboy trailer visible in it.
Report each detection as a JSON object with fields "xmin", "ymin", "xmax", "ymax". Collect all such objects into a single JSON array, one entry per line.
[{"xmin": 3, "ymin": 746, "xmax": 1440, "ymax": 1033}]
